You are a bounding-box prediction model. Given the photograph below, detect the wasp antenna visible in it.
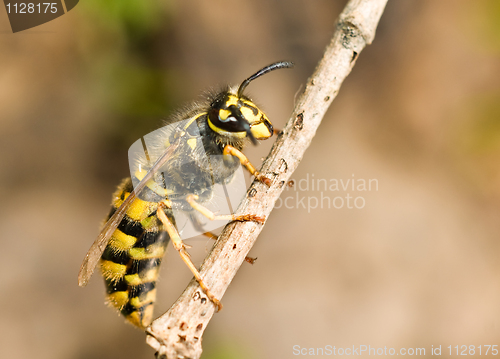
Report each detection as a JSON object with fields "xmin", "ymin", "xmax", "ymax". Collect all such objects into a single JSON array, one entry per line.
[{"xmin": 237, "ymin": 61, "xmax": 294, "ymax": 98}]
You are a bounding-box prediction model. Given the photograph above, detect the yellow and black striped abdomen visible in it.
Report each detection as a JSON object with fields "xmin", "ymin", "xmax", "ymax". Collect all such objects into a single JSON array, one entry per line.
[{"xmin": 100, "ymin": 178, "xmax": 171, "ymax": 328}]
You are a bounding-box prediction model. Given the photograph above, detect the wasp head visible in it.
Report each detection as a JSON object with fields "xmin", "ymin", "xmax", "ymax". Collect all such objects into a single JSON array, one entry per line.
[{"xmin": 207, "ymin": 61, "xmax": 293, "ymax": 146}]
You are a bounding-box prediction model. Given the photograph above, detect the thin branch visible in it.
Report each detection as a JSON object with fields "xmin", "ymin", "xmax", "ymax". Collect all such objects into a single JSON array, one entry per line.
[{"xmin": 146, "ymin": 0, "xmax": 388, "ymax": 357}]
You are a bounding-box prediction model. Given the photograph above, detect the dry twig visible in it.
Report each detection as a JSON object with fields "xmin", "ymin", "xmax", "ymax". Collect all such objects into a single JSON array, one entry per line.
[{"xmin": 146, "ymin": 0, "xmax": 389, "ymax": 357}]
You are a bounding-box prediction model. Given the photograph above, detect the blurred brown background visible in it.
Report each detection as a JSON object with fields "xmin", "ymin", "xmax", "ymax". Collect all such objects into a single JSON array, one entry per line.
[{"xmin": 1, "ymin": 0, "xmax": 500, "ymax": 358}]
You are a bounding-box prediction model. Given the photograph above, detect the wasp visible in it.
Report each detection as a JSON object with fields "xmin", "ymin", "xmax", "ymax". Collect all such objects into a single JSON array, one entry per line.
[{"xmin": 78, "ymin": 61, "xmax": 293, "ymax": 328}]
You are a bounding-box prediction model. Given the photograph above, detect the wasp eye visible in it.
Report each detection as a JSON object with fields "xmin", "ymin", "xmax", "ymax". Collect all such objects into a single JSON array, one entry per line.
[
  {"xmin": 220, "ymin": 116, "xmax": 237, "ymax": 123},
  {"xmin": 208, "ymin": 107, "xmax": 248, "ymax": 133}
]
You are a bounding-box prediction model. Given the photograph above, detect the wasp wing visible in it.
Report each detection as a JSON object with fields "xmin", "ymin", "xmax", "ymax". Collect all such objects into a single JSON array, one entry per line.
[{"xmin": 78, "ymin": 135, "xmax": 184, "ymax": 287}]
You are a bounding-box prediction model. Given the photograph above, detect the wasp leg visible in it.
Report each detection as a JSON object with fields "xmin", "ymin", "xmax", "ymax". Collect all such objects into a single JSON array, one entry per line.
[
  {"xmin": 199, "ymin": 231, "xmax": 256, "ymax": 264},
  {"xmin": 156, "ymin": 204, "xmax": 222, "ymax": 312},
  {"xmin": 186, "ymin": 196, "xmax": 263, "ymax": 264},
  {"xmin": 190, "ymin": 213, "xmax": 259, "ymax": 257},
  {"xmin": 203, "ymin": 232, "xmax": 218, "ymax": 240},
  {"xmin": 188, "ymin": 212, "xmax": 219, "ymax": 240},
  {"xmin": 186, "ymin": 194, "xmax": 265, "ymax": 223},
  {"xmin": 223, "ymin": 144, "xmax": 271, "ymax": 187}
]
